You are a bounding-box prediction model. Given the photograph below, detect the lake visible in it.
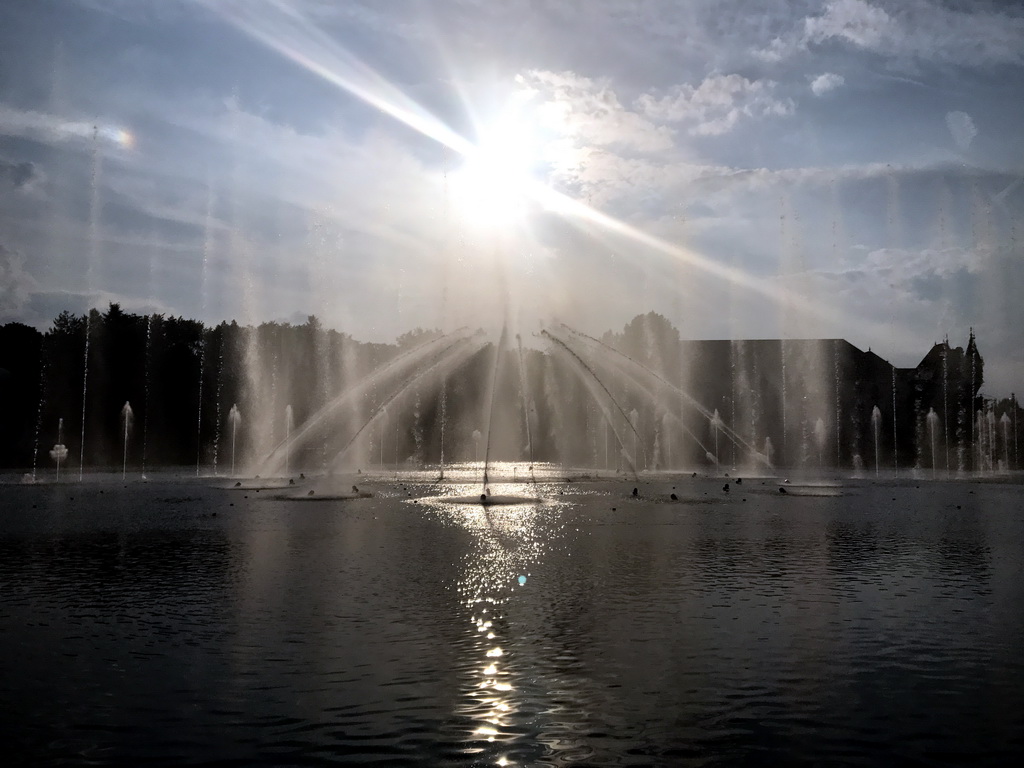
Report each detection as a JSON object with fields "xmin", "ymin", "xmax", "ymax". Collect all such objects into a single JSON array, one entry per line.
[{"xmin": 2, "ymin": 470, "xmax": 1022, "ymax": 766}]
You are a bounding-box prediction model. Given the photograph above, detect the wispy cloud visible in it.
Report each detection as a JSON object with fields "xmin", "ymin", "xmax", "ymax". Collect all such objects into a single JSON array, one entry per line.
[
  {"xmin": 0, "ymin": 103, "xmax": 133, "ymax": 149},
  {"xmin": 637, "ymin": 74, "xmax": 793, "ymax": 136},
  {"xmin": 945, "ymin": 111, "xmax": 977, "ymax": 152},
  {"xmin": 760, "ymin": 0, "xmax": 1024, "ymax": 68},
  {"xmin": 810, "ymin": 72, "xmax": 845, "ymax": 96}
]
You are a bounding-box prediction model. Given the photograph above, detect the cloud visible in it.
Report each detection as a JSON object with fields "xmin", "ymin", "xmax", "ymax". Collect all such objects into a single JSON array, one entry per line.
[
  {"xmin": 805, "ymin": 0, "xmax": 895, "ymax": 48},
  {"xmin": 517, "ymin": 70, "xmax": 674, "ymax": 153},
  {"xmin": 810, "ymin": 72, "xmax": 845, "ymax": 96},
  {"xmin": 636, "ymin": 74, "xmax": 793, "ymax": 136},
  {"xmin": 0, "ymin": 159, "xmax": 40, "ymax": 189},
  {"xmin": 0, "ymin": 243, "xmax": 38, "ymax": 320},
  {"xmin": 945, "ymin": 111, "xmax": 977, "ymax": 152},
  {"xmin": 761, "ymin": 0, "xmax": 1024, "ymax": 68},
  {"xmin": 0, "ymin": 103, "xmax": 132, "ymax": 149}
]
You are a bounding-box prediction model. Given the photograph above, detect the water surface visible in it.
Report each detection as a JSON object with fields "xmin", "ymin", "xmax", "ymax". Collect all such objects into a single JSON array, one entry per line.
[{"xmin": 2, "ymin": 473, "xmax": 1022, "ymax": 766}]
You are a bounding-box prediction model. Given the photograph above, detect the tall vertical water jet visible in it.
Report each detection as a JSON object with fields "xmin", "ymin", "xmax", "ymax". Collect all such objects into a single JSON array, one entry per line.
[
  {"xmin": 213, "ymin": 347, "xmax": 224, "ymax": 475},
  {"xmin": 120, "ymin": 401, "xmax": 133, "ymax": 480},
  {"xmin": 834, "ymin": 343, "xmax": 842, "ymax": 467},
  {"xmin": 730, "ymin": 348, "xmax": 737, "ymax": 470},
  {"xmin": 871, "ymin": 406, "xmax": 882, "ymax": 477},
  {"xmin": 393, "ymin": 395, "xmax": 401, "ymax": 474},
  {"xmin": 195, "ymin": 338, "xmax": 205, "ymax": 477},
  {"xmin": 710, "ymin": 409, "xmax": 722, "ymax": 471},
  {"xmin": 438, "ymin": 381, "xmax": 447, "ymax": 480},
  {"xmin": 927, "ymin": 408, "xmax": 940, "ymax": 478},
  {"xmin": 970, "ymin": 332, "xmax": 977, "ymax": 470},
  {"xmin": 284, "ymin": 404, "xmax": 294, "ymax": 475},
  {"xmin": 780, "ymin": 341, "xmax": 788, "ymax": 463},
  {"xmin": 892, "ymin": 364, "xmax": 899, "ymax": 475},
  {"xmin": 228, "ymin": 404, "xmax": 241, "ymax": 476},
  {"xmin": 630, "ymin": 409, "xmax": 640, "ymax": 471},
  {"xmin": 480, "ymin": 327, "xmax": 510, "ymax": 488},
  {"xmin": 196, "ymin": 184, "xmax": 215, "ymax": 478},
  {"xmin": 987, "ymin": 407, "xmax": 996, "ymax": 473},
  {"xmin": 142, "ymin": 312, "xmax": 153, "ymax": 479},
  {"xmin": 79, "ymin": 127, "xmax": 102, "ymax": 481},
  {"xmin": 1000, "ymin": 413, "xmax": 1011, "ymax": 470},
  {"xmin": 814, "ymin": 418, "xmax": 827, "ymax": 471},
  {"xmin": 604, "ymin": 421, "xmax": 610, "ymax": 471},
  {"xmin": 515, "ymin": 335, "xmax": 535, "ymax": 477},
  {"xmin": 942, "ymin": 341, "xmax": 950, "ymax": 471},
  {"xmin": 30, "ymin": 339, "xmax": 49, "ymax": 482},
  {"xmin": 976, "ymin": 409, "xmax": 985, "ymax": 472},
  {"xmin": 50, "ymin": 418, "xmax": 68, "ymax": 482},
  {"xmin": 1014, "ymin": 393, "xmax": 1019, "ymax": 471}
]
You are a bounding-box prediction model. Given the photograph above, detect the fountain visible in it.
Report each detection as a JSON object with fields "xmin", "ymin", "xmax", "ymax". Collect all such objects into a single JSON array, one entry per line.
[
  {"xmin": 228, "ymin": 404, "xmax": 241, "ymax": 476},
  {"xmin": 814, "ymin": 417, "xmax": 827, "ymax": 470},
  {"xmin": 195, "ymin": 336, "xmax": 205, "ymax": 477},
  {"xmin": 49, "ymin": 418, "xmax": 68, "ymax": 482},
  {"xmin": 871, "ymin": 405, "xmax": 882, "ymax": 477},
  {"xmin": 284, "ymin": 404, "xmax": 294, "ymax": 476},
  {"xmin": 927, "ymin": 408, "xmax": 940, "ymax": 478},
  {"xmin": 120, "ymin": 401, "xmax": 133, "ymax": 480},
  {"xmin": 710, "ymin": 409, "xmax": 723, "ymax": 471},
  {"xmin": 1000, "ymin": 412, "xmax": 1011, "ymax": 471}
]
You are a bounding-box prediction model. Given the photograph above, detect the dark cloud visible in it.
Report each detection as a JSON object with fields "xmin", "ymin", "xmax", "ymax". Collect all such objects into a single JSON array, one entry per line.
[
  {"xmin": 0, "ymin": 243, "xmax": 37, "ymax": 320},
  {"xmin": 0, "ymin": 158, "xmax": 39, "ymax": 189}
]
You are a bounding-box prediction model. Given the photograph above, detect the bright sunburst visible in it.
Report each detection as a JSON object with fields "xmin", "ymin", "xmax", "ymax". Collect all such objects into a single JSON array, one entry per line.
[{"xmin": 450, "ymin": 99, "xmax": 543, "ymax": 232}]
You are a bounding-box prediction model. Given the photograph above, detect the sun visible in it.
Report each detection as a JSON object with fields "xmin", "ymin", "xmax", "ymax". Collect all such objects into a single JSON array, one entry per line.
[{"xmin": 450, "ymin": 105, "xmax": 542, "ymax": 232}]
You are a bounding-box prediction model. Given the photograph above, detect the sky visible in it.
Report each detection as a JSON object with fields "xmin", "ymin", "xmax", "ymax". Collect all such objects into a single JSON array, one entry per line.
[{"xmin": 0, "ymin": 0, "xmax": 1022, "ymax": 393}]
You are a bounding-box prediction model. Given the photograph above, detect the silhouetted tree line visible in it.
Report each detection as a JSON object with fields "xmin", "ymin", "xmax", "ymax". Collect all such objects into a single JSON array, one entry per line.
[{"xmin": 1, "ymin": 307, "xmax": 1020, "ymax": 472}]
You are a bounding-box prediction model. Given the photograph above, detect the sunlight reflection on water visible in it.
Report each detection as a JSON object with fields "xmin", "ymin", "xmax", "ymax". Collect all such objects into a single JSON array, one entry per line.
[{"xmin": 420, "ymin": 488, "xmax": 569, "ymax": 765}]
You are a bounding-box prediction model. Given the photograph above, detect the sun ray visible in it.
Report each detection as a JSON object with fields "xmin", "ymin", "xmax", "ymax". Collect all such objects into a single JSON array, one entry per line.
[{"xmin": 206, "ymin": 0, "xmax": 859, "ymax": 334}]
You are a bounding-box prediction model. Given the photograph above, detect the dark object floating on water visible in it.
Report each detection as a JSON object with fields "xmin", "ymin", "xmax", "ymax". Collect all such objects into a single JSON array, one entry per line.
[
  {"xmin": 670, "ymin": 493, "xmax": 678, "ymax": 501},
  {"xmin": 723, "ymin": 483, "xmax": 730, "ymax": 493},
  {"xmin": 234, "ymin": 481, "xmax": 241, "ymax": 487},
  {"xmin": 289, "ymin": 478, "xmax": 295, "ymax": 485},
  {"xmin": 611, "ymin": 507, "xmax": 616, "ymax": 511},
  {"xmin": 300, "ymin": 473, "xmax": 305, "ymax": 479},
  {"xmin": 632, "ymin": 487, "xmax": 639, "ymax": 497},
  {"xmin": 779, "ymin": 487, "xmax": 787, "ymax": 494},
  {"xmin": 352, "ymin": 485, "xmax": 359, "ymax": 493},
  {"xmin": 308, "ymin": 490, "xmax": 315, "ymax": 496},
  {"xmin": 692, "ymin": 472, "xmax": 697, "ymax": 477},
  {"xmin": 736, "ymin": 478, "xmax": 743, "ymax": 485}
]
